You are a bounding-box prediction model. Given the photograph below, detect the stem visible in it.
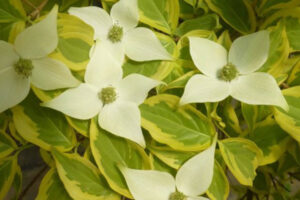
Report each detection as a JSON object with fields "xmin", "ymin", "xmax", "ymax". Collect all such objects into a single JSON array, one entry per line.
[
  {"xmin": 17, "ymin": 165, "xmax": 48, "ymax": 200},
  {"xmin": 274, "ymin": 177, "xmax": 290, "ymax": 192},
  {"xmin": 15, "ymin": 144, "xmax": 34, "ymax": 156},
  {"xmin": 281, "ymin": 83, "xmax": 289, "ymax": 89},
  {"xmin": 22, "ymin": 0, "xmax": 38, "ymax": 10},
  {"xmin": 269, "ymin": 174, "xmax": 278, "ymax": 191},
  {"xmin": 29, "ymin": 0, "xmax": 49, "ymax": 20}
]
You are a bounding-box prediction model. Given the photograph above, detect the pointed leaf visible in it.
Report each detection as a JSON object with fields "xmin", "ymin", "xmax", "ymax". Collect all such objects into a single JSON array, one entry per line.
[
  {"xmin": 207, "ymin": 161, "xmax": 230, "ymax": 200},
  {"xmin": 52, "ymin": 150, "xmax": 120, "ymax": 200},
  {"xmin": 140, "ymin": 94, "xmax": 215, "ymax": 151},
  {"xmin": 249, "ymin": 117, "xmax": 290, "ymax": 165},
  {"xmin": 0, "ymin": 130, "xmax": 17, "ymax": 159},
  {"xmin": 274, "ymin": 86, "xmax": 300, "ymax": 142},
  {"xmin": 0, "ymin": 156, "xmax": 18, "ymax": 200},
  {"xmin": 50, "ymin": 13, "xmax": 94, "ymax": 71},
  {"xmin": 0, "ymin": 0, "xmax": 26, "ymax": 42},
  {"xmin": 218, "ymin": 138, "xmax": 263, "ymax": 186},
  {"xmin": 12, "ymin": 92, "xmax": 76, "ymax": 152},
  {"xmin": 36, "ymin": 168, "xmax": 72, "ymax": 200},
  {"xmin": 204, "ymin": 0, "xmax": 256, "ymax": 34},
  {"xmin": 90, "ymin": 118, "xmax": 151, "ymax": 198},
  {"xmin": 148, "ymin": 142, "xmax": 196, "ymax": 169},
  {"xmin": 138, "ymin": 0, "xmax": 179, "ymax": 34}
]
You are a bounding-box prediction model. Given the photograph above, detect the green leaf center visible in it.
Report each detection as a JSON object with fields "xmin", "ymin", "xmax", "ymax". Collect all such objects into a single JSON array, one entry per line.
[
  {"xmin": 107, "ymin": 25, "xmax": 123, "ymax": 43},
  {"xmin": 98, "ymin": 87, "xmax": 117, "ymax": 105},
  {"xmin": 169, "ymin": 191, "xmax": 186, "ymax": 200},
  {"xmin": 14, "ymin": 58, "xmax": 34, "ymax": 78},
  {"xmin": 218, "ymin": 63, "xmax": 239, "ymax": 81}
]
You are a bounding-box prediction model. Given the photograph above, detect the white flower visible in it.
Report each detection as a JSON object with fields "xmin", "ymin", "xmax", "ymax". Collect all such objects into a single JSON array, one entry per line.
[
  {"xmin": 43, "ymin": 43, "xmax": 162, "ymax": 147},
  {"xmin": 0, "ymin": 6, "xmax": 80, "ymax": 113},
  {"xmin": 68, "ymin": 0, "xmax": 172, "ymax": 64},
  {"xmin": 180, "ymin": 31, "xmax": 289, "ymax": 111},
  {"xmin": 120, "ymin": 136, "xmax": 217, "ymax": 200}
]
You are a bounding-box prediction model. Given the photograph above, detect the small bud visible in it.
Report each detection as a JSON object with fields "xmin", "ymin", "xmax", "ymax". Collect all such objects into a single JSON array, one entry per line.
[
  {"xmin": 107, "ymin": 24, "xmax": 123, "ymax": 43},
  {"xmin": 218, "ymin": 63, "xmax": 239, "ymax": 81},
  {"xmin": 169, "ymin": 191, "xmax": 187, "ymax": 200},
  {"xmin": 99, "ymin": 87, "xmax": 117, "ymax": 105},
  {"xmin": 14, "ymin": 58, "xmax": 34, "ymax": 79}
]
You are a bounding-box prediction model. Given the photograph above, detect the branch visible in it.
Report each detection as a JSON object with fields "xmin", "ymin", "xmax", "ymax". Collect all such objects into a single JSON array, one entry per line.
[
  {"xmin": 17, "ymin": 165, "xmax": 48, "ymax": 200},
  {"xmin": 29, "ymin": 0, "xmax": 49, "ymax": 20}
]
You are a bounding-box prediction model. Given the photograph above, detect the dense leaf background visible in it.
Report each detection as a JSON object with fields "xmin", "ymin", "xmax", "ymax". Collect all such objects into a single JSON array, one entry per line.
[{"xmin": 0, "ymin": 0, "xmax": 300, "ymax": 199}]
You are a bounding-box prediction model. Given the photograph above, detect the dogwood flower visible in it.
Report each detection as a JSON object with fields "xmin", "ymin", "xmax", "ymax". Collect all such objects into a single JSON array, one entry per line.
[
  {"xmin": 43, "ymin": 42, "xmax": 161, "ymax": 147},
  {"xmin": 68, "ymin": 0, "xmax": 172, "ymax": 64},
  {"xmin": 120, "ymin": 135, "xmax": 217, "ymax": 200},
  {"xmin": 0, "ymin": 6, "xmax": 80, "ymax": 113},
  {"xmin": 180, "ymin": 31, "xmax": 288, "ymax": 111}
]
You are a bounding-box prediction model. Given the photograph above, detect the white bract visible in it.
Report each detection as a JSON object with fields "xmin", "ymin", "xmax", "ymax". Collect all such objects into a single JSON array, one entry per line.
[
  {"xmin": 0, "ymin": 6, "xmax": 80, "ymax": 113},
  {"xmin": 43, "ymin": 42, "xmax": 161, "ymax": 147},
  {"xmin": 120, "ymin": 135, "xmax": 217, "ymax": 200},
  {"xmin": 180, "ymin": 31, "xmax": 289, "ymax": 111},
  {"xmin": 68, "ymin": 0, "xmax": 172, "ymax": 64}
]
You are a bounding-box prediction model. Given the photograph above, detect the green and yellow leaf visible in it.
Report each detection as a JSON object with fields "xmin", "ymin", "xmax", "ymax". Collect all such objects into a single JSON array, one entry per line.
[
  {"xmin": 218, "ymin": 138, "xmax": 263, "ymax": 186},
  {"xmin": 52, "ymin": 150, "xmax": 120, "ymax": 200},
  {"xmin": 0, "ymin": 155, "xmax": 18, "ymax": 200},
  {"xmin": 207, "ymin": 160, "xmax": 230, "ymax": 200},
  {"xmin": 261, "ymin": 7, "xmax": 300, "ymax": 52},
  {"xmin": 0, "ymin": 130, "xmax": 17, "ymax": 159},
  {"xmin": 148, "ymin": 141, "xmax": 196, "ymax": 169},
  {"xmin": 36, "ymin": 168, "xmax": 72, "ymax": 200},
  {"xmin": 0, "ymin": 0, "xmax": 26, "ymax": 42},
  {"xmin": 258, "ymin": 21, "xmax": 290, "ymax": 78},
  {"xmin": 90, "ymin": 118, "xmax": 151, "ymax": 198},
  {"xmin": 274, "ymin": 86, "xmax": 300, "ymax": 142},
  {"xmin": 12, "ymin": 93, "xmax": 76, "ymax": 152},
  {"xmin": 249, "ymin": 117, "xmax": 290, "ymax": 165},
  {"xmin": 138, "ymin": 0, "xmax": 179, "ymax": 34},
  {"xmin": 66, "ymin": 117, "xmax": 89, "ymax": 137},
  {"xmin": 49, "ymin": 13, "xmax": 94, "ymax": 71},
  {"xmin": 140, "ymin": 94, "xmax": 215, "ymax": 151},
  {"xmin": 174, "ymin": 14, "xmax": 221, "ymax": 36},
  {"xmin": 204, "ymin": 0, "xmax": 256, "ymax": 34},
  {"xmin": 257, "ymin": 0, "xmax": 300, "ymax": 17}
]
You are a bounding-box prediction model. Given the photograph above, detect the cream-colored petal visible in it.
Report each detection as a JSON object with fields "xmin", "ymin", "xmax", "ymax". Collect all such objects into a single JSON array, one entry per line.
[
  {"xmin": 0, "ymin": 67, "xmax": 30, "ymax": 113},
  {"xmin": 42, "ymin": 83, "xmax": 102, "ymax": 120},
  {"xmin": 117, "ymin": 74, "xmax": 162, "ymax": 105},
  {"xmin": 180, "ymin": 74, "xmax": 230, "ymax": 105},
  {"xmin": 189, "ymin": 37, "xmax": 227, "ymax": 78},
  {"xmin": 120, "ymin": 167, "xmax": 176, "ymax": 200},
  {"xmin": 176, "ymin": 135, "xmax": 217, "ymax": 196},
  {"xmin": 98, "ymin": 101, "xmax": 145, "ymax": 147},
  {"xmin": 85, "ymin": 40, "xmax": 123, "ymax": 88},
  {"xmin": 31, "ymin": 58, "xmax": 80, "ymax": 90},
  {"xmin": 68, "ymin": 6, "xmax": 113, "ymax": 40},
  {"xmin": 124, "ymin": 27, "xmax": 173, "ymax": 61},
  {"xmin": 110, "ymin": 0, "xmax": 139, "ymax": 31},
  {"xmin": 230, "ymin": 72, "xmax": 288, "ymax": 111},
  {"xmin": 0, "ymin": 41, "xmax": 19, "ymax": 69},
  {"xmin": 14, "ymin": 6, "xmax": 58, "ymax": 59},
  {"xmin": 229, "ymin": 31, "xmax": 270, "ymax": 74}
]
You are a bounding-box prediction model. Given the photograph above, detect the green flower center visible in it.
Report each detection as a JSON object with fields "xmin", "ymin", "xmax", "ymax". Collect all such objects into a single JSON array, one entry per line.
[
  {"xmin": 98, "ymin": 87, "xmax": 117, "ymax": 105},
  {"xmin": 169, "ymin": 192, "xmax": 187, "ymax": 200},
  {"xmin": 107, "ymin": 24, "xmax": 123, "ymax": 43},
  {"xmin": 14, "ymin": 58, "xmax": 34, "ymax": 78},
  {"xmin": 218, "ymin": 63, "xmax": 239, "ymax": 81}
]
